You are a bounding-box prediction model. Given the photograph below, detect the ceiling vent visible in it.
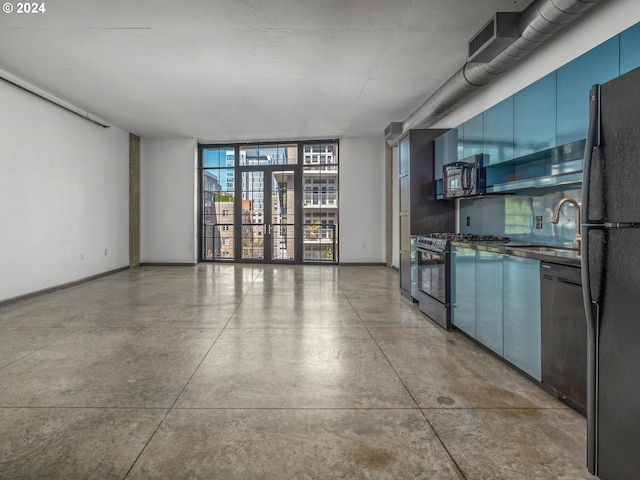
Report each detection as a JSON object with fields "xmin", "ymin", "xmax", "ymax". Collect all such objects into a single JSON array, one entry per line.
[
  {"xmin": 384, "ymin": 122, "xmax": 403, "ymax": 141},
  {"xmin": 468, "ymin": 12, "xmax": 520, "ymax": 63}
]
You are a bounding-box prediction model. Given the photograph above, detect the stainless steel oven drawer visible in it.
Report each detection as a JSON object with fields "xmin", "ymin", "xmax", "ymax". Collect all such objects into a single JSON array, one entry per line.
[{"xmin": 415, "ymin": 290, "xmax": 449, "ymax": 330}]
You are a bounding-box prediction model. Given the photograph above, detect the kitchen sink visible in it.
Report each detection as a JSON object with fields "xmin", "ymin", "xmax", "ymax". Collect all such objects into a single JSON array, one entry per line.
[
  {"xmin": 515, "ymin": 245, "xmax": 581, "ymax": 258},
  {"xmin": 518, "ymin": 246, "xmax": 578, "ymax": 253}
]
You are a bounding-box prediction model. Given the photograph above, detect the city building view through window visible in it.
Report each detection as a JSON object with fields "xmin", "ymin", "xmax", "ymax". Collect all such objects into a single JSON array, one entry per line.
[{"xmin": 199, "ymin": 142, "xmax": 339, "ymax": 264}]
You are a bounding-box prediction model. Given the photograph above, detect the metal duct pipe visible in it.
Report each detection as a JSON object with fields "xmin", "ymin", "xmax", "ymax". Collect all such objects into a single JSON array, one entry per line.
[{"xmin": 393, "ymin": 0, "xmax": 601, "ymax": 144}]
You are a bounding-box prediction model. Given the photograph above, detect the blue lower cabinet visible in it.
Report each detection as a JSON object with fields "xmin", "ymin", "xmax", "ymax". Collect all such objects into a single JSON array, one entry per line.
[
  {"xmin": 452, "ymin": 248, "xmax": 542, "ymax": 381},
  {"xmin": 475, "ymin": 251, "xmax": 504, "ymax": 356},
  {"xmin": 503, "ymin": 256, "xmax": 542, "ymax": 381},
  {"xmin": 451, "ymin": 246, "xmax": 476, "ymax": 337}
]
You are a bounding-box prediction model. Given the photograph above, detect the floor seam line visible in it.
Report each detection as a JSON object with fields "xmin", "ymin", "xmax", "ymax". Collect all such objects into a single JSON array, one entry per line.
[
  {"xmin": 419, "ymin": 407, "xmax": 468, "ymax": 480},
  {"xmin": 336, "ymin": 270, "xmax": 468, "ymax": 480},
  {"xmin": 0, "ymin": 329, "xmax": 76, "ymax": 371},
  {"xmin": 121, "ymin": 265, "xmax": 264, "ymax": 479}
]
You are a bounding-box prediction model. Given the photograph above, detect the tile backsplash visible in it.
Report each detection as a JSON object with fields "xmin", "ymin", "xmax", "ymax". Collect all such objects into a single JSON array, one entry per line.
[{"xmin": 459, "ymin": 187, "xmax": 582, "ymax": 246}]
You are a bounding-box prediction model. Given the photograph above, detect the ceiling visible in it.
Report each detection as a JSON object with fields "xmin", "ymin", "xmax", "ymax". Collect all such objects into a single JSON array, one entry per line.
[{"xmin": 0, "ymin": 0, "xmax": 527, "ymax": 142}]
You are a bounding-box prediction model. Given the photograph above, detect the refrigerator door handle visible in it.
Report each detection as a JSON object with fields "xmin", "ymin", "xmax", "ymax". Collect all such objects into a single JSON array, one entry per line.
[
  {"xmin": 594, "ymin": 84, "xmax": 602, "ymax": 149},
  {"xmin": 582, "ymin": 84, "xmax": 601, "ymax": 224},
  {"xmin": 581, "ymin": 224, "xmax": 605, "ymax": 475}
]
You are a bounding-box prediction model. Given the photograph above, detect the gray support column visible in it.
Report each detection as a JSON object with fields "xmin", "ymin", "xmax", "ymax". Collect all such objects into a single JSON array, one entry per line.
[{"xmin": 129, "ymin": 134, "xmax": 140, "ymax": 268}]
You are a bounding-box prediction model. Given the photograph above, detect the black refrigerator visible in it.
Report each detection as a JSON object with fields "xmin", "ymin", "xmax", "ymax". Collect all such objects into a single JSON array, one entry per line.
[{"xmin": 581, "ymin": 66, "xmax": 640, "ymax": 480}]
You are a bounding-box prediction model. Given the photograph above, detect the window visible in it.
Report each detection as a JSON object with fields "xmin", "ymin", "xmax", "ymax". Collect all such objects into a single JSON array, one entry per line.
[
  {"xmin": 302, "ymin": 142, "xmax": 339, "ymax": 263},
  {"xmin": 200, "ymin": 146, "xmax": 237, "ymax": 261},
  {"xmin": 200, "ymin": 141, "xmax": 339, "ymax": 264}
]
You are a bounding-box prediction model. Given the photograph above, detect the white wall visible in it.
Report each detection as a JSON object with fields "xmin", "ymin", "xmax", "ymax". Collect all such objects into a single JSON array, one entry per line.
[
  {"xmin": 140, "ymin": 137, "xmax": 198, "ymax": 264},
  {"xmin": 0, "ymin": 81, "xmax": 129, "ymax": 302},
  {"xmin": 140, "ymin": 137, "xmax": 384, "ymax": 265},
  {"xmin": 433, "ymin": 0, "xmax": 640, "ymax": 129},
  {"xmin": 339, "ymin": 137, "xmax": 386, "ymax": 263}
]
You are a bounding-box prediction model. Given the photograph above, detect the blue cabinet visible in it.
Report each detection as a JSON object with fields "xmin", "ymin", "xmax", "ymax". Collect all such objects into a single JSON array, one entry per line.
[
  {"xmin": 449, "ymin": 114, "xmax": 484, "ymax": 161},
  {"xmin": 449, "ymin": 22, "xmax": 637, "ymax": 192},
  {"xmin": 435, "ymin": 129, "xmax": 459, "ymax": 197},
  {"xmin": 514, "ymin": 72, "xmax": 556, "ymax": 157},
  {"xmin": 456, "ymin": 123, "xmax": 465, "ymax": 160},
  {"xmin": 621, "ymin": 22, "xmax": 640, "ymax": 75},
  {"xmin": 463, "ymin": 113, "xmax": 484, "ymax": 159},
  {"xmin": 399, "ymin": 135, "xmax": 410, "ymax": 176},
  {"xmin": 475, "ymin": 251, "xmax": 504, "ymax": 355},
  {"xmin": 451, "ymin": 248, "xmax": 542, "ymax": 381},
  {"xmin": 557, "ymin": 37, "xmax": 619, "ymax": 146},
  {"xmin": 483, "ymin": 97, "xmax": 514, "ymax": 165},
  {"xmin": 503, "ymin": 256, "xmax": 541, "ymax": 380},
  {"xmin": 451, "ymin": 246, "xmax": 476, "ymax": 337},
  {"xmin": 434, "ymin": 128, "xmax": 458, "ymax": 181}
]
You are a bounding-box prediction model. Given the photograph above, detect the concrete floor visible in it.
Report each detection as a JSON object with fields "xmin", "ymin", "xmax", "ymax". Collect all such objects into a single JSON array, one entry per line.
[{"xmin": 0, "ymin": 264, "xmax": 594, "ymax": 479}]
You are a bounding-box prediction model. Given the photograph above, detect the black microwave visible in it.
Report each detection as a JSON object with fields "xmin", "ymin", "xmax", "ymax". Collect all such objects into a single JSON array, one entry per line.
[{"xmin": 442, "ymin": 154, "xmax": 486, "ymax": 198}]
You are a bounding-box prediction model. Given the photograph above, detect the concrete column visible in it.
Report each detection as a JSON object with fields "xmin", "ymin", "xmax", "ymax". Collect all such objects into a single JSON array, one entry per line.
[{"xmin": 129, "ymin": 133, "xmax": 140, "ymax": 268}]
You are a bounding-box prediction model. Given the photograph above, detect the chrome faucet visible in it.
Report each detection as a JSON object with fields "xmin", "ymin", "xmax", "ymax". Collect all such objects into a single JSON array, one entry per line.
[{"xmin": 551, "ymin": 197, "xmax": 581, "ymax": 250}]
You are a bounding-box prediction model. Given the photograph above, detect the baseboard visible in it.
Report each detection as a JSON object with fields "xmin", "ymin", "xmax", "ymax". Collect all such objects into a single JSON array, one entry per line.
[
  {"xmin": 139, "ymin": 262, "xmax": 197, "ymax": 267},
  {"xmin": 338, "ymin": 262, "xmax": 387, "ymax": 266},
  {"xmin": 391, "ymin": 265, "xmax": 399, "ymax": 272},
  {"xmin": 0, "ymin": 266, "xmax": 130, "ymax": 307}
]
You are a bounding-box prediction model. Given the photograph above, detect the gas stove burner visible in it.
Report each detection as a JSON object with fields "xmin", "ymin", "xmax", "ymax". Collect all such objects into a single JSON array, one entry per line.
[
  {"xmin": 429, "ymin": 233, "xmax": 455, "ymax": 239},
  {"xmin": 460, "ymin": 233, "xmax": 510, "ymax": 242}
]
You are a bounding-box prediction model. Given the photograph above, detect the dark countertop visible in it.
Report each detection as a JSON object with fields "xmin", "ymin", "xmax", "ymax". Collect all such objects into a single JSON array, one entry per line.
[{"xmin": 450, "ymin": 240, "xmax": 582, "ymax": 267}]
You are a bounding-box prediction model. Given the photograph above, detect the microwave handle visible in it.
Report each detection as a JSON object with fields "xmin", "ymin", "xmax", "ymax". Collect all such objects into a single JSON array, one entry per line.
[{"xmin": 461, "ymin": 164, "xmax": 471, "ymax": 191}]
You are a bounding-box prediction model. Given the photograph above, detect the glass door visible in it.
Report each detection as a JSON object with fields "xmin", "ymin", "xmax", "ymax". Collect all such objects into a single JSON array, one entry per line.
[
  {"xmin": 269, "ymin": 170, "xmax": 296, "ymax": 261},
  {"xmin": 239, "ymin": 168, "xmax": 298, "ymax": 263},
  {"xmin": 239, "ymin": 170, "xmax": 265, "ymax": 260}
]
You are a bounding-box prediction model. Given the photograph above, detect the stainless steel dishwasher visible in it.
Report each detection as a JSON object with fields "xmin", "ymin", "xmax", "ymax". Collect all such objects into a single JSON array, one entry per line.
[{"xmin": 540, "ymin": 262, "xmax": 587, "ymax": 414}]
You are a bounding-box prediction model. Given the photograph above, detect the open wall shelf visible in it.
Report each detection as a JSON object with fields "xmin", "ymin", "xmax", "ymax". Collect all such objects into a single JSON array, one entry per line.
[{"xmin": 485, "ymin": 139, "xmax": 585, "ymax": 193}]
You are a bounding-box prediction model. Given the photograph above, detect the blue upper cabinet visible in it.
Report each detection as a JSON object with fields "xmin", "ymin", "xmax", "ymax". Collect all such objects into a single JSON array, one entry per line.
[
  {"xmin": 435, "ymin": 128, "xmax": 458, "ymax": 180},
  {"xmin": 483, "ymin": 96, "xmax": 514, "ymax": 165},
  {"xmin": 399, "ymin": 134, "xmax": 410, "ymax": 176},
  {"xmin": 463, "ymin": 113, "xmax": 484, "ymax": 158},
  {"xmin": 434, "ymin": 21, "xmax": 637, "ymax": 195},
  {"xmin": 557, "ymin": 37, "xmax": 619, "ymax": 146},
  {"xmin": 621, "ymin": 22, "xmax": 640, "ymax": 75},
  {"xmin": 514, "ymin": 72, "xmax": 557, "ymax": 158},
  {"xmin": 456, "ymin": 123, "xmax": 465, "ymax": 160}
]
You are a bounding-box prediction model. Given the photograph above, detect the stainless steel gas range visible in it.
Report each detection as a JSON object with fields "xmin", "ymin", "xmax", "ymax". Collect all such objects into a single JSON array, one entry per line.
[{"xmin": 412, "ymin": 233, "xmax": 509, "ymax": 330}]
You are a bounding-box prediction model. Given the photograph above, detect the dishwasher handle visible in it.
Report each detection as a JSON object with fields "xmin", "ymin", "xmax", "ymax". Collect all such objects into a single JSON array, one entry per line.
[{"xmin": 541, "ymin": 262, "xmax": 582, "ymax": 286}]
